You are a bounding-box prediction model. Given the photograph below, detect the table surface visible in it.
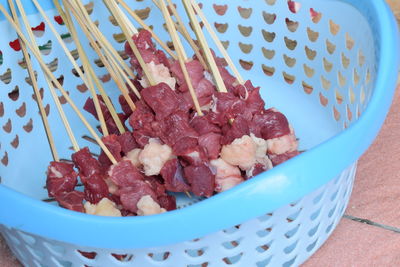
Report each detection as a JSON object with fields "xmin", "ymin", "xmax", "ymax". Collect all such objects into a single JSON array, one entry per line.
[{"xmin": 1, "ymin": 1, "xmax": 400, "ymax": 266}]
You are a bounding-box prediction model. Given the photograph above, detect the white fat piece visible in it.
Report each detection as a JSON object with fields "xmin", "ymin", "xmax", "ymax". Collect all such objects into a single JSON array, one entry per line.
[
  {"xmin": 210, "ymin": 158, "xmax": 243, "ymax": 192},
  {"xmin": 266, "ymin": 126, "xmax": 298, "ymax": 155},
  {"xmin": 123, "ymin": 148, "xmax": 142, "ymax": 168},
  {"xmin": 250, "ymin": 133, "xmax": 273, "ymax": 169},
  {"xmin": 139, "ymin": 61, "xmax": 176, "ymax": 90},
  {"xmin": 84, "ymin": 198, "xmax": 122, "ymax": 217},
  {"xmin": 220, "ymin": 135, "xmax": 257, "ymax": 170},
  {"xmin": 104, "ymin": 178, "xmax": 118, "ymax": 194},
  {"xmin": 139, "ymin": 140, "xmax": 173, "ymax": 176},
  {"xmin": 136, "ymin": 195, "xmax": 166, "ymax": 216}
]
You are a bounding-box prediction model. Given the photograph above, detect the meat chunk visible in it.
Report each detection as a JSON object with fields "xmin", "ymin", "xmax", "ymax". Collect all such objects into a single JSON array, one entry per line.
[
  {"xmin": 220, "ymin": 135, "xmax": 257, "ymax": 170},
  {"xmin": 215, "ymin": 92, "xmax": 246, "ymax": 121},
  {"xmin": 269, "ymin": 150, "xmax": 300, "ymax": 166},
  {"xmin": 138, "ymin": 139, "xmax": 173, "ymax": 176},
  {"xmin": 190, "ymin": 114, "xmax": 221, "ymax": 135},
  {"xmin": 141, "ymin": 83, "xmax": 180, "ymax": 120},
  {"xmin": 221, "ymin": 115, "xmax": 250, "ymax": 145},
  {"xmin": 82, "ymin": 174, "xmax": 109, "ymax": 204},
  {"xmin": 159, "ymin": 112, "xmax": 198, "ymax": 147},
  {"xmin": 139, "ymin": 61, "xmax": 176, "ymax": 90},
  {"xmin": 84, "ymin": 198, "xmax": 122, "ymax": 217},
  {"xmin": 251, "ymin": 108, "xmax": 291, "ymax": 139},
  {"xmin": 170, "ymin": 59, "xmax": 204, "ymax": 87},
  {"xmin": 72, "ymin": 147, "xmax": 102, "ymax": 177},
  {"xmin": 117, "ymin": 132, "xmax": 139, "ymax": 154},
  {"xmin": 46, "ymin": 161, "xmax": 78, "ymax": 197},
  {"xmin": 128, "ymin": 101, "xmax": 155, "ymax": 131},
  {"xmin": 157, "ymin": 195, "xmax": 177, "ymax": 211},
  {"xmin": 136, "ymin": 195, "xmax": 166, "ymax": 216},
  {"xmin": 184, "ymin": 164, "xmax": 215, "ymax": 197},
  {"xmin": 119, "ymin": 180, "xmax": 157, "ymax": 213},
  {"xmin": 210, "ymin": 158, "xmax": 243, "ymax": 192},
  {"xmin": 102, "ymin": 134, "xmax": 122, "ymax": 162},
  {"xmin": 266, "ymin": 126, "xmax": 298, "ymax": 155},
  {"xmin": 108, "ymin": 160, "xmax": 144, "ymax": 187},
  {"xmin": 198, "ymin": 132, "xmax": 222, "ymax": 160},
  {"xmin": 160, "ymin": 158, "xmax": 190, "ymax": 192},
  {"xmin": 54, "ymin": 191, "xmax": 85, "ymax": 213}
]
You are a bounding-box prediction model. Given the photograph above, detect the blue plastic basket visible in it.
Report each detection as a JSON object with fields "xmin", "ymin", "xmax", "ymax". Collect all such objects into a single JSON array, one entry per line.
[{"xmin": 0, "ymin": 0, "xmax": 398, "ymax": 266}]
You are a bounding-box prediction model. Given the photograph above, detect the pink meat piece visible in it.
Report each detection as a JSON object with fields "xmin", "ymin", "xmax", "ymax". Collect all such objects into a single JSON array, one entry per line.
[
  {"xmin": 46, "ymin": 161, "xmax": 78, "ymax": 197},
  {"xmin": 54, "ymin": 191, "xmax": 85, "ymax": 213},
  {"xmin": 215, "ymin": 92, "xmax": 246, "ymax": 121},
  {"xmin": 119, "ymin": 180, "xmax": 158, "ymax": 213},
  {"xmin": 108, "ymin": 160, "xmax": 144, "ymax": 187},
  {"xmin": 179, "ymin": 146, "xmax": 208, "ymax": 166},
  {"xmin": 160, "ymin": 158, "xmax": 190, "ymax": 192},
  {"xmin": 190, "ymin": 114, "xmax": 221, "ymax": 135},
  {"xmin": 176, "ymin": 92, "xmax": 193, "ymax": 113},
  {"xmin": 72, "ymin": 147, "xmax": 102, "ymax": 178},
  {"xmin": 128, "ymin": 101, "xmax": 155, "ymax": 131},
  {"xmin": 119, "ymin": 92, "xmax": 140, "ymax": 117},
  {"xmin": 183, "ymin": 164, "xmax": 215, "ymax": 197},
  {"xmin": 198, "ymin": 132, "xmax": 222, "ymax": 160},
  {"xmin": 172, "ymin": 136, "xmax": 198, "ymax": 155},
  {"xmin": 218, "ymin": 66, "xmax": 237, "ymax": 90},
  {"xmin": 269, "ymin": 150, "xmax": 300, "ymax": 166},
  {"xmin": 125, "ymin": 30, "xmax": 155, "ymax": 55},
  {"xmin": 144, "ymin": 176, "xmax": 167, "ymax": 197},
  {"xmin": 141, "ymin": 83, "xmax": 180, "ymax": 120},
  {"xmin": 159, "ymin": 112, "xmax": 198, "ymax": 147},
  {"xmin": 102, "ymin": 135, "xmax": 122, "ymax": 162},
  {"xmin": 221, "ymin": 116, "xmax": 250, "ymax": 145},
  {"xmin": 157, "ymin": 195, "xmax": 177, "ymax": 211},
  {"xmin": 182, "ymin": 91, "xmax": 212, "ymax": 109},
  {"xmin": 250, "ymin": 109, "xmax": 291, "ymax": 139},
  {"xmin": 246, "ymin": 87, "xmax": 265, "ymax": 115},
  {"xmin": 117, "ymin": 132, "xmax": 139, "ymax": 154},
  {"xmin": 104, "ymin": 113, "xmax": 128, "ymax": 135},
  {"xmin": 83, "ymin": 174, "xmax": 109, "ymax": 204},
  {"xmin": 83, "ymin": 95, "xmax": 111, "ymax": 121},
  {"xmin": 132, "ymin": 128, "xmax": 156, "ymax": 148},
  {"xmin": 170, "ymin": 59, "xmax": 204, "ymax": 86}
]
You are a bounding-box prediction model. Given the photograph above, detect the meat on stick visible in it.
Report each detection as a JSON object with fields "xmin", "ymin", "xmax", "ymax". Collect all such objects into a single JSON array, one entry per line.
[{"xmin": 158, "ymin": 0, "xmax": 203, "ymax": 115}]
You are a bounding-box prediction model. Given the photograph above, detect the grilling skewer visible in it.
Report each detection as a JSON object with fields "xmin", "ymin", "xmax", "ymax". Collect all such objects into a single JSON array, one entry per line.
[
  {"xmin": 7, "ymin": 0, "xmax": 59, "ymax": 161},
  {"xmin": 0, "ymin": 4, "xmax": 117, "ymax": 164},
  {"xmin": 53, "ymin": 0, "xmax": 125, "ymax": 134},
  {"xmin": 158, "ymin": 0, "xmax": 203, "ymax": 115},
  {"xmin": 31, "ymin": 0, "xmax": 109, "ymax": 136}
]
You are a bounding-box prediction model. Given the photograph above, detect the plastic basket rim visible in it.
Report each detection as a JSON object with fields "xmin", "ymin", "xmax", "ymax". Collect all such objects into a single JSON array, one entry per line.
[{"xmin": 0, "ymin": 0, "xmax": 399, "ymax": 249}]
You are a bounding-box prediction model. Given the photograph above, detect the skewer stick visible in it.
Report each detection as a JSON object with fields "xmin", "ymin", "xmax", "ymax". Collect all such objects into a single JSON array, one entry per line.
[
  {"xmin": 116, "ymin": 0, "xmax": 177, "ymax": 60},
  {"xmin": 166, "ymin": 0, "xmax": 208, "ymax": 70},
  {"xmin": 65, "ymin": 0, "xmax": 137, "ymax": 113},
  {"xmin": 181, "ymin": 0, "xmax": 227, "ymax": 93},
  {"xmin": 10, "ymin": 0, "xmax": 80, "ymax": 152},
  {"xmin": 54, "ymin": 0, "xmax": 126, "ymax": 134},
  {"xmin": 67, "ymin": 0, "xmax": 140, "ymax": 101},
  {"xmin": 190, "ymin": 0, "xmax": 244, "ymax": 85},
  {"xmin": 69, "ymin": 0, "xmax": 138, "ymax": 89},
  {"xmin": 159, "ymin": 0, "xmax": 203, "ymax": 115},
  {"xmin": 31, "ymin": 0, "xmax": 109, "ymax": 136},
  {"xmin": 102, "ymin": 0, "xmax": 156, "ymax": 86},
  {"xmin": 8, "ymin": 0, "xmax": 59, "ymax": 161},
  {"xmin": 0, "ymin": 4, "xmax": 117, "ymax": 164}
]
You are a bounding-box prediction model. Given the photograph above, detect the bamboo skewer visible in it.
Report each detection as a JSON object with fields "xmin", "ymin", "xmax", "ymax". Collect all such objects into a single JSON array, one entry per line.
[
  {"xmin": 116, "ymin": 0, "xmax": 177, "ymax": 60},
  {"xmin": 68, "ymin": 0, "xmax": 138, "ymax": 91},
  {"xmin": 159, "ymin": 0, "xmax": 203, "ymax": 115},
  {"xmin": 0, "ymin": 4, "xmax": 117, "ymax": 164},
  {"xmin": 64, "ymin": 0, "xmax": 137, "ymax": 113},
  {"xmin": 102, "ymin": 0, "xmax": 156, "ymax": 86},
  {"xmin": 8, "ymin": 0, "xmax": 59, "ymax": 161},
  {"xmin": 10, "ymin": 0, "xmax": 80, "ymax": 152},
  {"xmin": 181, "ymin": 0, "xmax": 227, "ymax": 93},
  {"xmin": 190, "ymin": 0, "xmax": 244, "ymax": 85},
  {"xmin": 53, "ymin": 0, "xmax": 126, "ymax": 134},
  {"xmin": 31, "ymin": 0, "xmax": 109, "ymax": 136}
]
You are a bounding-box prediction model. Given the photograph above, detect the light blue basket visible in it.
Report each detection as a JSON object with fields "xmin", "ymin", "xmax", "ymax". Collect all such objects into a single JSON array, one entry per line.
[{"xmin": 0, "ymin": 0, "xmax": 398, "ymax": 266}]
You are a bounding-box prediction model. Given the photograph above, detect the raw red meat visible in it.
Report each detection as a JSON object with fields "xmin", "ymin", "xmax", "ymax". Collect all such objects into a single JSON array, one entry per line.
[
  {"xmin": 141, "ymin": 83, "xmax": 180, "ymax": 120},
  {"xmin": 102, "ymin": 134, "xmax": 122, "ymax": 162},
  {"xmin": 108, "ymin": 160, "xmax": 144, "ymax": 187},
  {"xmin": 82, "ymin": 174, "xmax": 109, "ymax": 204},
  {"xmin": 157, "ymin": 195, "xmax": 177, "ymax": 211},
  {"xmin": 119, "ymin": 180, "xmax": 158, "ymax": 213},
  {"xmin": 269, "ymin": 151, "xmax": 300, "ymax": 166},
  {"xmin": 170, "ymin": 59, "xmax": 204, "ymax": 86},
  {"xmin": 198, "ymin": 132, "xmax": 222, "ymax": 159},
  {"xmin": 160, "ymin": 159, "xmax": 190, "ymax": 192},
  {"xmin": 172, "ymin": 136, "xmax": 198, "ymax": 156},
  {"xmin": 83, "ymin": 96, "xmax": 111, "ymax": 121},
  {"xmin": 183, "ymin": 164, "xmax": 215, "ymax": 197},
  {"xmin": 46, "ymin": 161, "xmax": 78, "ymax": 197},
  {"xmin": 159, "ymin": 112, "xmax": 198, "ymax": 147},
  {"xmin": 215, "ymin": 92, "xmax": 246, "ymax": 121},
  {"xmin": 117, "ymin": 132, "xmax": 139, "ymax": 154},
  {"xmin": 54, "ymin": 191, "xmax": 85, "ymax": 213},
  {"xmin": 72, "ymin": 147, "xmax": 102, "ymax": 177},
  {"xmin": 190, "ymin": 114, "xmax": 222, "ymax": 135},
  {"xmin": 132, "ymin": 128, "xmax": 156, "ymax": 148},
  {"xmin": 260, "ymin": 109, "xmax": 291, "ymax": 140},
  {"xmin": 221, "ymin": 116, "xmax": 250, "ymax": 145},
  {"xmin": 119, "ymin": 91, "xmax": 140, "ymax": 117},
  {"xmin": 128, "ymin": 101, "xmax": 155, "ymax": 130},
  {"xmin": 144, "ymin": 176, "xmax": 167, "ymax": 197}
]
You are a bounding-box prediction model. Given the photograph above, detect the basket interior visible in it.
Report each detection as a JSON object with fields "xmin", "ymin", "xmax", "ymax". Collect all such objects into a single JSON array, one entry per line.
[{"xmin": 0, "ymin": 0, "xmax": 376, "ymax": 202}]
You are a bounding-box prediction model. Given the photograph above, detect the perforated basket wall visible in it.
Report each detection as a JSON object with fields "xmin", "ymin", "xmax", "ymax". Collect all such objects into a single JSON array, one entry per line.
[{"xmin": 0, "ymin": 0, "xmax": 394, "ymax": 266}]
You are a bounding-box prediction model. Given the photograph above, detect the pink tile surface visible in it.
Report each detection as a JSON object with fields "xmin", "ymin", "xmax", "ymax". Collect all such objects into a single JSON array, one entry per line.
[
  {"xmin": 303, "ymin": 218, "xmax": 400, "ymax": 266},
  {"xmin": 346, "ymin": 85, "xmax": 400, "ymax": 227}
]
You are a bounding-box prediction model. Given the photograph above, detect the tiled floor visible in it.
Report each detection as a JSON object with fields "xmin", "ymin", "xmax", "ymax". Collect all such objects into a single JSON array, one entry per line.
[{"xmin": 1, "ymin": 1, "xmax": 399, "ymax": 266}]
